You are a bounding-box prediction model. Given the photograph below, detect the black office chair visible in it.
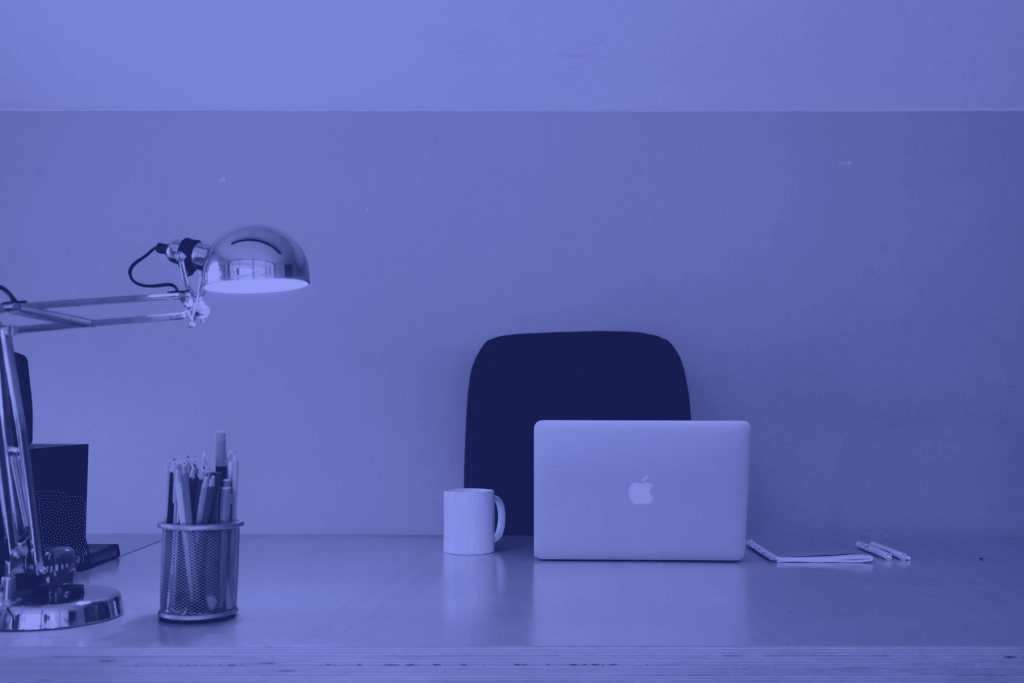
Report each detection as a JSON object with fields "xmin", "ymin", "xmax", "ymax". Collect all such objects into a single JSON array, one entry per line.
[
  {"xmin": 463, "ymin": 331, "xmax": 691, "ymax": 535},
  {"xmin": 1, "ymin": 352, "xmax": 33, "ymax": 445}
]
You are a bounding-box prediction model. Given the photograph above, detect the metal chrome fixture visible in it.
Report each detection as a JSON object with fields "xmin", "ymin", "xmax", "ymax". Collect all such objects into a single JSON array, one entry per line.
[
  {"xmin": 162, "ymin": 226, "xmax": 310, "ymax": 295},
  {"xmin": 0, "ymin": 226, "xmax": 309, "ymax": 630}
]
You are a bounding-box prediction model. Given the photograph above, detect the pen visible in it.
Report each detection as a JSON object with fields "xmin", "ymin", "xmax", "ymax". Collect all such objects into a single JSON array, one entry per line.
[
  {"xmin": 166, "ymin": 460, "xmax": 175, "ymax": 524},
  {"xmin": 173, "ymin": 466, "xmax": 197, "ymax": 600},
  {"xmin": 228, "ymin": 452, "xmax": 239, "ymax": 520},
  {"xmin": 173, "ymin": 468, "xmax": 192, "ymax": 525},
  {"xmin": 181, "ymin": 467, "xmax": 195, "ymax": 525},
  {"xmin": 856, "ymin": 541, "xmax": 890, "ymax": 560},
  {"xmin": 217, "ymin": 481, "xmax": 231, "ymax": 610},
  {"xmin": 869, "ymin": 541, "xmax": 910, "ymax": 561},
  {"xmin": 188, "ymin": 462, "xmax": 200, "ymax": 520},
  {"xmin": 208, "ymin": 473, "xmax": 222, "ymax": 524},
  {"xmin": 199, "ymin": 473, "xmax": 217, "ymax": 604},
  {"xmin": 204, "ymin": 474, "xmax": 218, "ymax": 524},
  {"xmin": 196, "ymin": 474, "xmax": 211, "ymax": 525},
  {"xmin": 215, "ymin": 432, "xmax": 228, "ymax": 477},
  {"xmin": 167, "ymin": 528, "xmax": 179, "ymax": 607},
  {"xmin": 220, "ymin": 481, "xmax": 233, "ymax": 524}
]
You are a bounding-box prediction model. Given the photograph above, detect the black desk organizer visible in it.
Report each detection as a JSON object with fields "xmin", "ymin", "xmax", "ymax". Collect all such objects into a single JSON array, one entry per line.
[
  {"xmin": 0, "ymin": 444, "xmax": 120, "ymax": 572},
  {"xmin": 1, "ymin": 354, "xmax": 118, "ymax": 572},
  {"xmin": 30, "ymin": 444, "xmax": 120, "ymax": 571}
]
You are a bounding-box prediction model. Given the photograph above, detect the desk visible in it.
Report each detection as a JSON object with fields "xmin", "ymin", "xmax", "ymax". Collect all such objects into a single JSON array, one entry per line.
[{"xmin": 3, "ymin": 535, "xmax": 1022, "ymax": 681}]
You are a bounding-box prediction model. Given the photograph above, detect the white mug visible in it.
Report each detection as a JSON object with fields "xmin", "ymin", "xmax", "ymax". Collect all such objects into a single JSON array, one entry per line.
[{"xmin": 443, "ymin": 488, "xmax": 506, "ymax": 555}]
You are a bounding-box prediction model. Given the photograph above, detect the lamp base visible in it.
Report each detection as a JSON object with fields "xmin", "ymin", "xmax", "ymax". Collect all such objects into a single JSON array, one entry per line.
[{"xmin": 0, "ymin": 584, "xmax": 122, "ymax": 631}]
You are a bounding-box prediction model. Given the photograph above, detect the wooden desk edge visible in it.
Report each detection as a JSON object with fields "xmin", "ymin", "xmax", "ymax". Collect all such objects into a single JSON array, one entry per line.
[{"xmin": 5, "ymin": 646, "xmax": 1023, "ymax": 681}]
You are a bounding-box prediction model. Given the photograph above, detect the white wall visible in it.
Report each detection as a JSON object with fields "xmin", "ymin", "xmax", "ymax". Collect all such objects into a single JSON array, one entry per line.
[
  {"xmin": 2, "ymin": 112, "xmax": 1022, "ymax": 537},
  {"xmin": 2, "ymin": 3, "xmax": 1021, "ymax": 538},
  {"xmin": 2, "ymin": 0, "xmax": 1022, "ymax": 112}
]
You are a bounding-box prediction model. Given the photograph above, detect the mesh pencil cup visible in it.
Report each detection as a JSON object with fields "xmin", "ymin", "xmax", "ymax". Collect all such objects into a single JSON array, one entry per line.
[{"xmin": 158, "ymin": 521, "xmax": 243, "ymax": 622}]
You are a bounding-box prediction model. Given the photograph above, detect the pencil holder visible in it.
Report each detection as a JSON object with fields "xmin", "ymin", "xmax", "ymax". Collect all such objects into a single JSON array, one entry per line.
[{"xmin": 157, "ymin": 521, "xmax": 243, "ymax": 622}]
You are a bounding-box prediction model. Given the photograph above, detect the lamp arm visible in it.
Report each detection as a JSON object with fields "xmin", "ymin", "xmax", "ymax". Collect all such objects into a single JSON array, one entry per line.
[
  {"xmin": 1, "ymin": 326, "xmax": 44, "ymax": 579},
  {"xmin": 0, "ymin": 290, "xmax": 207, "ymax": 583},
  {"xmin": 3, "ymin": 292, "xmax": 185, "ymax": 310},
  {"xmin": 0, "ymin": 291, "xmax": 209, "ymax": 335}
]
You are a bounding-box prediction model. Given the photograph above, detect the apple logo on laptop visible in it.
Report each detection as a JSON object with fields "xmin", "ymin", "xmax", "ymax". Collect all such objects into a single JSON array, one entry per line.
[{"xmin": 628, "ymin": 475, "xmax": 653, "ymax": 505}]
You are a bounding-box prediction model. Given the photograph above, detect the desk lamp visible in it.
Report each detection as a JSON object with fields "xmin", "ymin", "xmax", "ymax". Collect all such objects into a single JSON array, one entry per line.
[{"xmin": 0, "ymin": 226, "xmax": 309, "ymax": 631}]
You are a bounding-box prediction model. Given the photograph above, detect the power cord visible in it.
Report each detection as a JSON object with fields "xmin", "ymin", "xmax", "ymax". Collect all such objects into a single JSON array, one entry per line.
[
  {"xmin": 5, "ymin": 243, "xmax": 186, "ymax": 303},
  {"xmin": 128, "ymin": 244, "xmax": 180, "ymax": 292},
  {"xmin": 0, "ymin": 284, "xmax": 25, "ymax": 304}
]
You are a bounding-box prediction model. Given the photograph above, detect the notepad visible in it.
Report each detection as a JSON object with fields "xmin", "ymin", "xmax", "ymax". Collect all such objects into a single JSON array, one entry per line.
[{"xmin": 747, "ymin": 539, "xmax": 873, "ymax": 563}]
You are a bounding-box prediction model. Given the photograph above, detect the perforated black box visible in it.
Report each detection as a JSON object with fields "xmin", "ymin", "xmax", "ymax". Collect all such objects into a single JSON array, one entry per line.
[{"xmin": 29, "ymin": 444, "xmax": 119, "ymax": 571}]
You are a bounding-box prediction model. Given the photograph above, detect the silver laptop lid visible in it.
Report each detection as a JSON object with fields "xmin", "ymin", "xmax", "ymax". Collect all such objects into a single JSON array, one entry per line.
[{"xmin": 534, "ymin": 420, "xmax": 750, "ymax": 561}]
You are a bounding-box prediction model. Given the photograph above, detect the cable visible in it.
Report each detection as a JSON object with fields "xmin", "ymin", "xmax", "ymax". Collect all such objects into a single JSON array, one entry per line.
[
  {"xmin": 128, "ymin": 245, "xmax": 180, "ymax": 292},
  {"xmin": 0, "ymin": 284, "xmax": 25, "ymax": 303}
]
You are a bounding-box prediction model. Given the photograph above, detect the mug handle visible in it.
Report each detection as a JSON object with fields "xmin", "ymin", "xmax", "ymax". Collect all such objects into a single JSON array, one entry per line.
[{"xmin": 493, "ymin": 495, "xmax": 505, "ymax": 543}]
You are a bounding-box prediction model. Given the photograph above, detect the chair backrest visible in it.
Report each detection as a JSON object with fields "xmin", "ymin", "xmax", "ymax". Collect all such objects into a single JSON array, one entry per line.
[
  {"xmin": 1, "ymin": 352, "xmax": 33, "ymax": 446},
  {"xmin": 463, "ymin": 331, "xmax": 690, "ymax": 535}
]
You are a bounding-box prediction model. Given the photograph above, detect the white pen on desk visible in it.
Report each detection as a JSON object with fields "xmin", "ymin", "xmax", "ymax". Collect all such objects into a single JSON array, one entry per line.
[
  {"xmin": 856, "ymin": 541, "xmax": 890, "ymax": 560},
  {"xmin": 869, "ymin": 542, "xmax": 910, "ymax": 561}
]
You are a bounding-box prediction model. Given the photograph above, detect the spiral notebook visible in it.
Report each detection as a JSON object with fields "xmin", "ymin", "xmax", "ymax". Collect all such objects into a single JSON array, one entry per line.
[{"xmin": 747, "ymin": 539, "xmax": 873, "ymax": 563}]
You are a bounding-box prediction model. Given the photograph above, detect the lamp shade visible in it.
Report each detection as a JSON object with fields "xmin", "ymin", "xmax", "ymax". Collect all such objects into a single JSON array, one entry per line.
[{"xmin": 202, "ymin": 226, "xmax": 310, "ymax": 294}]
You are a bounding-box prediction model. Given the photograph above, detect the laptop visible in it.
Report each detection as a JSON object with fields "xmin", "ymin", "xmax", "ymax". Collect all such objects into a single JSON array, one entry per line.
[{"xmin": 533, "ymin": 420, "xmax": 750, "ymax": 561}]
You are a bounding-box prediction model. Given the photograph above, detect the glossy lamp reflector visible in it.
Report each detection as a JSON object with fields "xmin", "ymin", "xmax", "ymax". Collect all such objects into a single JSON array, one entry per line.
[
  {"xmin": 203, "ymin": 226, "xmax": 310, "ymax": 294},
  {"xmin": 207, "ymin": 278, "xmax": 308, "ymax": 294}
]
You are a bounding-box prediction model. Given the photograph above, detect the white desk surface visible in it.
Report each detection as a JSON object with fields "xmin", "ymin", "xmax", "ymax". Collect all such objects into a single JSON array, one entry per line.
[{"xmin": 3, "ymin": 534, "xmax": 1023, "ymax": 681}]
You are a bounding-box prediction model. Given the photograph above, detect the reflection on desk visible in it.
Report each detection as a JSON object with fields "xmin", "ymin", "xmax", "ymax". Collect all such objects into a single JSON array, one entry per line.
[
  {"xmin": 533, "ymin": 558, "xmax": 748, "ymax": 645},
  {"xmin": 1, "ymin": 534, "xmax": 1021, "ymax": 649}
]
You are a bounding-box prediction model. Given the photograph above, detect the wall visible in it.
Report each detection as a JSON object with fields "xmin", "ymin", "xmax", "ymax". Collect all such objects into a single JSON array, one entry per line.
[
  {"xmin": 2, "ymin": 0, "xmax": 1023, "ymax": 111},
  {"xmin": 1, "ymin": 111, "xmax": 1021, "ymax": 536}
]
